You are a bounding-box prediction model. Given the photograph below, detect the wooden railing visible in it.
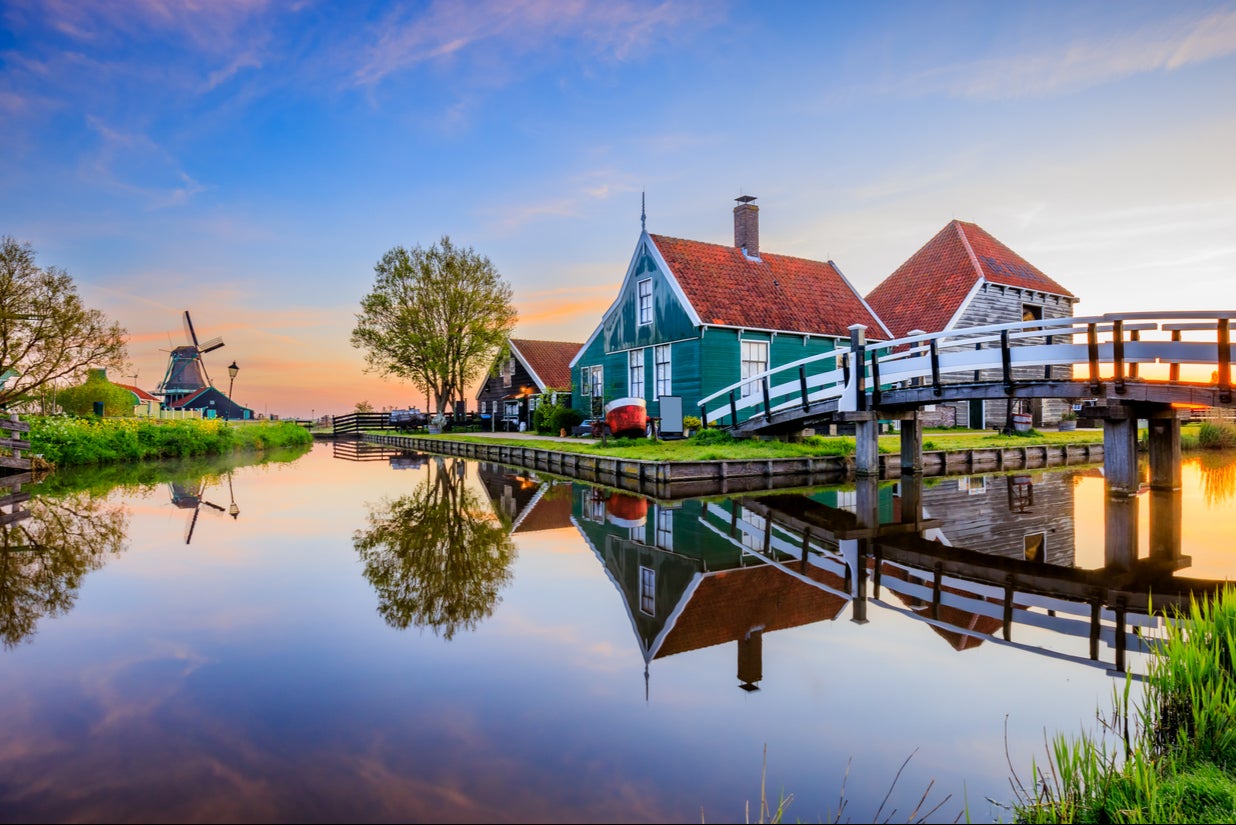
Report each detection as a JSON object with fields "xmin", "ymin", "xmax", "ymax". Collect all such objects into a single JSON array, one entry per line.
[
  {"xmin": 0, "ymin": 413, "xmax": 31, "ymax": 474},
  {"xmin": 700, "ymin": 311, "xmax": 1236, "ymax": 430}
]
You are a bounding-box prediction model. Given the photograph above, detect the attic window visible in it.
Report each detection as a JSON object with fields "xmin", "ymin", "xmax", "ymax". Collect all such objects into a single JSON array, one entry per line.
[{"xmin": 637, "ymin": 278, "xmax": 653, "ymax": 326}]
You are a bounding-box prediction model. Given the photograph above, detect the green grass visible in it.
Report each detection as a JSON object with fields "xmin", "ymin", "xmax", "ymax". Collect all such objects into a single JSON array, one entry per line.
[
  {"xmin": 390, "ymin": 426, "xmax": 1103, "ymax": 462},
  {"xmin": 1011, "ymin": 586, "xmax": 1236, "ymax": 823},
  {"xmin": 26, "ymin": 415, "xmax": 314, "ymax": 468}
]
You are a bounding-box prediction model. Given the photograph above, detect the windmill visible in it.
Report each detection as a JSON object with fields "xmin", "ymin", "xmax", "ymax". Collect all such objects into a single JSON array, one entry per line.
[{"xmin": 155, "ymin": 310, "xmax": 224, "ymax": 405}]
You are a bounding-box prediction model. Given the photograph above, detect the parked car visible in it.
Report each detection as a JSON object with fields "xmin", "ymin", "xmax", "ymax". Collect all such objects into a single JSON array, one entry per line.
[
  {"xmin": 389, "ymin": 408, "xmax": 429, "ymax": 431},
  {"xmin": 571, "ymin": 418, "xmax": 611, "ymax": 437}
]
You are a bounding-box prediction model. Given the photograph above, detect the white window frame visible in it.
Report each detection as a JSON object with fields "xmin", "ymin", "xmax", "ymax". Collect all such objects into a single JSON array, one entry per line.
[
  {"xmin": 629, "ymin": 349, "xmax": 645, "ymax": 399},
  {"xmin": 740, "ymin": 340, "xmax": 769, "ymax": 398},
  {"xmin": 639, "ymin": 565, "xmax": 655, "ymax": 615},
  {"xmin": 637, "ymin": 278, "xmax": 653, "ymax": 326},
  {"xmin": 589, "ymin": 365, "xmax": 604, "ymax": 398},
  {"xmin": 654, "ymin": 344, "xmax": 672, "ymax": 398}
]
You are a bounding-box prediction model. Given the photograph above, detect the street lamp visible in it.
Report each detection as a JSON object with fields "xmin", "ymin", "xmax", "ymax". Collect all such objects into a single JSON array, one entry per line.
[{"xmin": 227, "ymin": 361, "xmax": 239, "ymax": 398}]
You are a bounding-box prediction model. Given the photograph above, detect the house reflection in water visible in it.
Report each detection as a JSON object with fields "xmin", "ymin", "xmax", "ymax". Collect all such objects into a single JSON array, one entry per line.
[
  {"xmin": 476, "ymin": 462, "xmax": 574, "ymax": 534},
  {"xmin": 570, "ymin": 485, "xmax": 870, "ymax": 694},
  {"xmin": 562, "ymin": 469, "xmax": 1207, "ymax": 691}
]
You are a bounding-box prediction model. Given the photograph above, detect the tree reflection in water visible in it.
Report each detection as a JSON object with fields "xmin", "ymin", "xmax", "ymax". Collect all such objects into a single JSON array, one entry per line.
[
  {"xmin": 1191, "ymin": 451, "xmax": 1236, "ymax": 506},
  {"xmin": 0, "ymin": 481, "xmax": 127, "ymax": 649},
  {"xmin": 353, "ymin": 456, "xmax": 516, "ymax": 640}
]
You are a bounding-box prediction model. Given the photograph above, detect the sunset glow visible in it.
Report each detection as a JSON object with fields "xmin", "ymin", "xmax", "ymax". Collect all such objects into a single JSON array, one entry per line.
[{"xmin": 2, "ymin": 1, "xmax": 1233, "ymax": 417}]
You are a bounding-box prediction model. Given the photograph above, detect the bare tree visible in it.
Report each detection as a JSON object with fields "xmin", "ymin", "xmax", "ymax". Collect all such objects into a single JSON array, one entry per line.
[
  {"xmin": 0, "ymin": 237, "xmax": 129, "ymax": 409},
  {"xmin": 351, "ymin": 236, "xmax": 517, "ymax": 418}
]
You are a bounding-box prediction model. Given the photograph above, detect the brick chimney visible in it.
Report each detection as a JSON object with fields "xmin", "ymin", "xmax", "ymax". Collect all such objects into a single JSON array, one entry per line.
[{"xmin": 733, "ymin": 195, "xmax": 759, "ymax": 258}]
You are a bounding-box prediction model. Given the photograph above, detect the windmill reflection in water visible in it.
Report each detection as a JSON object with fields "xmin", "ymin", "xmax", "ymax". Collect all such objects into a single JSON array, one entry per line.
[{"xmin": 169, "ymin": 471, "xmax": 239, "ymax": 544}]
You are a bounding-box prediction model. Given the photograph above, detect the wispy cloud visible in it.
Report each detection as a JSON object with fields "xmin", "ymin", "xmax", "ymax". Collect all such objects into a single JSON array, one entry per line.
[
  {"xmin": 82, "ymin": 117, "xmax": 208, "ymax": 208},
  {"xmin": 917, "ymin": 8, "xmax": 1236, "ymax": 99},
  {"xmin": 353, "ymin": 0, "xmax": 716, "ymax": 86}
]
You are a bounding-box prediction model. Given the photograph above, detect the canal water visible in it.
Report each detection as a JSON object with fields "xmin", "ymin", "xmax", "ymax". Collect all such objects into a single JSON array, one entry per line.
[{"xmin": 0, "ymin": 439, "xmax": 1233, "ymax": 823}]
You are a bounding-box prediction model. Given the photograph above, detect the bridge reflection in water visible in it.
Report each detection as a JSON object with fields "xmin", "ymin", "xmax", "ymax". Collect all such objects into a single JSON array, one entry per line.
[{"xmin": 478, "ymin": 463, "xmax": 1215, "ymax": 688}]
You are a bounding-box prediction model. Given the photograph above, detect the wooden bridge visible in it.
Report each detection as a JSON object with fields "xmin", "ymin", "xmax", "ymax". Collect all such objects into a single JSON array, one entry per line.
[{"xmin": 699, "ymin": 311, "xmax": 1236, "ymax": 494}]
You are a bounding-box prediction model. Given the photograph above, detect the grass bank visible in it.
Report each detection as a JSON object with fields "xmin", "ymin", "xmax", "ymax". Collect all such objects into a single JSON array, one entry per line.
[
  {"xmin": 1012, "ymin": 585, "xmax": 1236, "ymax": 823},
  {"xmin": 25, "ymin": 416, "xmax": 314, "ymax": 468},
  {"xmin": 400, "ymin": 426, "xmax": 1103, "ymax": 462}
]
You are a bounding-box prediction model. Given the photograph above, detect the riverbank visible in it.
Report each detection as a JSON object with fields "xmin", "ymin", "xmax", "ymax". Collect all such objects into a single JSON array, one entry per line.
[
  {"xmin": 358, "ymin": 429, "xmax": 1105, "ymax": 498},
  {"xmin": 24, "ymin": 416, "xmax": 314, "ymax": 468}
]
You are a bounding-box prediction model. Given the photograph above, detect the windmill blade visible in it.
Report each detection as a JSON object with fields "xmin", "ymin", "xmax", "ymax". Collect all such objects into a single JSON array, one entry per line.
[
  {"xmin": 197, "ymin": 336, "xmax": 224, "ymax": 354},
  {"xmin": 184, "ymin": 506, "xmax": 200, "ymax": 544},
  {"xmin": 183, "ymin": 310, "xmax": 199, "ymax": 347},
  {"xmin": 201, "ymin": 500, "xmax": 226, "ymax": 512}
]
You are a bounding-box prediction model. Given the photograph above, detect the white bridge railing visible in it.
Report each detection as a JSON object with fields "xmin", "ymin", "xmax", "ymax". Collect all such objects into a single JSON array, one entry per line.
[{"xmin": 699, "ymin": 311, "xmax": 1236, "ymax": 429}]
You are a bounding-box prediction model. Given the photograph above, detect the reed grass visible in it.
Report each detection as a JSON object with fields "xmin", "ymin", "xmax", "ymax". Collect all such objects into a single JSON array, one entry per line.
[
  {"xmin": 1010, "ymin": 586, "xmax": 1236, "ymax": 823},
  {"xmin": 26, "ymin": 415, "xmax": 313, "ymax": 468}
]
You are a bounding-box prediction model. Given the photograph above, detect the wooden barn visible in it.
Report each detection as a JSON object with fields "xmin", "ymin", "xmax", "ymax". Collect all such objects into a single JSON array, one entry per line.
[
  {"xmin": 570, "ymin": 196, "xmax": 888, "ymax": 430},
  {"xmin": 476, "ymin": 338, "xmax": 582, "ymax": 432},
  {"xmin": 865, "ymin": 220, "xmax": 1078, "ymax": 429}
]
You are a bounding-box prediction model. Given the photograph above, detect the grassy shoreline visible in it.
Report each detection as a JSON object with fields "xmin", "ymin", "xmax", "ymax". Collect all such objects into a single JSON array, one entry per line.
[{"xmin": 24, "ymin": 415, "xmax": 314, "ymax": 468}]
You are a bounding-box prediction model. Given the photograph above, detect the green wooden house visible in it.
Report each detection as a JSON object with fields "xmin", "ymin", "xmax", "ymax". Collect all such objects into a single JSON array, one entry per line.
[{"xmin": 570, "ymin": 196, "xmax": 889, "ymax": 427}]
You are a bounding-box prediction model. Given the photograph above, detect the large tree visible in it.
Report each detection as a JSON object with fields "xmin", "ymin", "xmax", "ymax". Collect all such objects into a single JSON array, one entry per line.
[
  {"xmin": 0, "ymin": 237, "xmax": 129, "ymax": 409},
  {"xmin": 351, "ymin": 236, "xmax": 517, "ymax": 418}
]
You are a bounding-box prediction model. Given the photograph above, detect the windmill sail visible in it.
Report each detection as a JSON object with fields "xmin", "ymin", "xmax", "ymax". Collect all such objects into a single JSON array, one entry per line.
[{"xmin": 156, "ymin": 310, "xmax": 225, "ymax": 404}]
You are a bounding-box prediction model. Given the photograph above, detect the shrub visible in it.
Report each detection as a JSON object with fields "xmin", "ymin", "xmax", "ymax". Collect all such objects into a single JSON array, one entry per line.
[
  {"xmin": 1198, "ymin": 422, "xmax": 1236, "ymax": 449},
  {"xmin": 549, "ymin": 406, "xmax": 583, "ymax": 434},
  {"xmin": 690, "ymin": 428, "xmax": 734, "ymax": 445},
  {"xmin": 55, "ymin": 369, "xmax": 137, "ymax": 417},
  {"xmin": 682, "ymin": 415, "xmax": 702, "ymax": 430}
]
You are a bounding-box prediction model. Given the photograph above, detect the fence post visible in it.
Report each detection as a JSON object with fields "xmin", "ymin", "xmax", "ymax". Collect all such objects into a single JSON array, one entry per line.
[
  {"xmin": 1170, "ymin": 329, "xmax": 1181, "ymax": 382},
  {"xmin": 1219, "ymin": 318, "xmax": 1231, "ymax": 403},
  {"xmin": 1087, "ymin": 323, "xmax": 1100, "ymax": 394},
  {"xmin": 849, "ymin": 324, "xmax": 867, "ymax": 412},
  {"xmin": 930, "ymin": 338, "xmax": 942, "ymax": 396},
  {"xmin": 799, "ymin": 366, "xmax": 809, "ymax": 411},
  {"xmin": 1112, "ymin": 319, "xmax": 1126, "ymax": 395},
  {"xmin": 729, "ymin": 391, "xmax": 739, "ymax": 428},
  {"xmin": 1000, "ymin": 329, "xmax": 1013, "ymax": 391},
  {"xmin": 761, "ymin": 377, "xmax": 771, "ymax": 418}
]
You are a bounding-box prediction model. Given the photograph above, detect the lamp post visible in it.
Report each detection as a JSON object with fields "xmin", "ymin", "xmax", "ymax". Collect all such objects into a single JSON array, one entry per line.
[{"xmin": 227, "ymin": 361, "xmax": 239, "ymax": 398}]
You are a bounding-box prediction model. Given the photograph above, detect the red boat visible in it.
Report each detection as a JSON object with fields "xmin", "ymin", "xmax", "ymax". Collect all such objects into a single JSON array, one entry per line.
[
  {"xmin": 604, "ymin": 396, "xmax": 648, "ymax": 438},
  {"xmin": 606, "ymin": 492, "xmax": 648, "ymax": 527}
]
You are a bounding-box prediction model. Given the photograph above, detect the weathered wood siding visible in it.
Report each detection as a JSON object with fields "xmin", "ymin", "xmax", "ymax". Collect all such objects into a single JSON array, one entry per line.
[{"xmin": 945, "ymin": 283, "xmax": 1076, "ymax": 428}]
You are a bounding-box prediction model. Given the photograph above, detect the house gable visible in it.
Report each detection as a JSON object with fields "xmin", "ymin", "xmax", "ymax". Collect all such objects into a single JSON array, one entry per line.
[{"xmin": 867, "ymin": 219, "xmax": 1076, "ymax": 338}]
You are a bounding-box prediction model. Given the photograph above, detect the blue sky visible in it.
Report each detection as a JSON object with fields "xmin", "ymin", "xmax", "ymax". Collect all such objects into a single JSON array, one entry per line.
[{"xmin": 2, "ymin": 0, "xmax": 1235, "ymax": 417}]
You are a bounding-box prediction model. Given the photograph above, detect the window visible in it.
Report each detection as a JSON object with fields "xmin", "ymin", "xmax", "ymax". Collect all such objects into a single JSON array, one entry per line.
[
  {"xmin": 637, "ymin": 278, "xmax": 653, "ymax": 326},
  {"xmin": 639, "ymin": 566, "xmax": 655, "ymax": 615},
  {"xmin": 654, "ymin": 344, "xmax": 672, "ymax": 397},
  {"xmin": 589, "ymin": 365, "xmax": 604, "ymax": 398},
  {"xmin": 501, "ymin": 357, "xmax": 515, "ymax": 387},
  {"xmin": 657, "ymin": 507, "xmax": 673, "ymax": 550},
  {"xmin": 740, "ymin": 340, "xmax": 769, "ymax": 397},
  {"xmin": 629, "ymin": 349, "xmax": 645, "ymax": 398},
  {"xmin": 581, "ymin": 367, "xmax": 592, "ymax": 396}
]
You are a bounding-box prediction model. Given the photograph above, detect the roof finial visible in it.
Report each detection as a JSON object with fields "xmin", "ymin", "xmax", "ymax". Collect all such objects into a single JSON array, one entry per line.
[{"xmin": 640, "ymin": 190, "xmax": 646, "ymax": 232}]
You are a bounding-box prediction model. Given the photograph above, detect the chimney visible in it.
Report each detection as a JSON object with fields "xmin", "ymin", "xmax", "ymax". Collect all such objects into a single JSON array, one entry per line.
[{"xmin": 733, "ymin": 195, "xmax": 759, "ymax": 259}]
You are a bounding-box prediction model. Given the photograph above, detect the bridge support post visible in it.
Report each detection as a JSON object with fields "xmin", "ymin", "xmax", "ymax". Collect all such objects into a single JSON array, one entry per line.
[
  {"xmin": 1105, "ymin": 493, "xmax": 1138, "ymax": 572},
  {"xmin": 899, "ymin": 412, "xmax": 922, "ymax": 476},
  {"xmin": 847, "ymin": 413, "xmax": 880, "ymax": 477},
  {"xmin": 1100, "ymin": 406, "xmax": 1139, "ymax": 497},
  {"xmin": 1149, "ymin": 488, "xmax": 1187, "ymax": 570},
  {"xmin": 1147, "ymin": 414, "xmax": 1182, "ymax": 491}
]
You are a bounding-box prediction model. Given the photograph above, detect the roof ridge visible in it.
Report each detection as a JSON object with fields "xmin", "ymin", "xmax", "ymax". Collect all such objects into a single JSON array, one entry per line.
[{"xmin": 953, "ymin": 220, "xmax": 986, "ymax": 285}]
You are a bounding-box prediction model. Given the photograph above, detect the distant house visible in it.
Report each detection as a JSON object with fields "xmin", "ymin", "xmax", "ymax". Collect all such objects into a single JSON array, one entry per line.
[
  {"xmin": 115, "ymin": 383, "xmax": 162, "ymax": 416},
  {"xmin": 570, "ymin": 196, "xmax": 888, "ymax": 428},
  {"xmin": 170, "ymin": 386, "xmax": 253, "ymax": 420},
  {"xmin": 865, "ymin": 220, "xmax": 1078, "ymax": 428},
  {"xmin": 476, "ymin": 338, "xmax": 582, "ymax": 431}
]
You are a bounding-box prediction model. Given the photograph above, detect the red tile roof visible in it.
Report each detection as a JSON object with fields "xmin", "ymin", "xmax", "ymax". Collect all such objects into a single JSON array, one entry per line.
[
  {"xmin": 510, "ymin": 338, "xmax": 583, "ymax": 390},
  {"xmin": 865, "ymin": 220, "xmax": 1075, "ymax": 339},
  {"xmin": 114, "ymin": 383, "xmax": 160, "ymax": 403},
  {"xmin": 650, "ymin": 234, "xmax": 889, "ymax": 339},
  {"xmin": 656, "ymin": 564, "xmax": 849, "ymax": 659}
]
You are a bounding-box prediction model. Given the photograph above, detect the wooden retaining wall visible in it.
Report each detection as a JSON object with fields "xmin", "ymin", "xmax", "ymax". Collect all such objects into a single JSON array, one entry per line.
[{"xmin": 356, "ymin": 434, "xmax": 1104, "ymax": 500}]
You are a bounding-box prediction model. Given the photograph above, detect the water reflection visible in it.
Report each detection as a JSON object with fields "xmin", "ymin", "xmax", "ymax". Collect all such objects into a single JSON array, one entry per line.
[
  {"xmin": 1191, "ymin": 451, "xmax": 1236, "ymax": 505},
  {"xmin": 352, "ymin": 456, "xmax": 516, "ymax": 639},
  {"xmin": 0, "ymin": 472, "xmax": 127, "ymax": 649},
  {"xmin": 441, "ymin": 461, "xmax": 1236, "ymax": 682}
]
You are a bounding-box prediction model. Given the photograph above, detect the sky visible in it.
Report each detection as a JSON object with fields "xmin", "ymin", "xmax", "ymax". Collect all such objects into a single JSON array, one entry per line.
[{"xmin": 2, "ymin": 0, "xmax": 1235, "ymax": 419}]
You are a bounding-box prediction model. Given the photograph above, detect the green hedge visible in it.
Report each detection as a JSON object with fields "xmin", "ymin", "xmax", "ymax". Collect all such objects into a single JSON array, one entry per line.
[{"xmin": 26, "ymin": 416, "xmax": 313, "ymax": 468}]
